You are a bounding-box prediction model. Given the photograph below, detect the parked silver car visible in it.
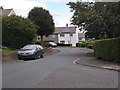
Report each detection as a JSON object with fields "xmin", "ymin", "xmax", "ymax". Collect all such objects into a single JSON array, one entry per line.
[{"xmin": 18, "ymin": 44, "xmax": 44, "ymax": 60}]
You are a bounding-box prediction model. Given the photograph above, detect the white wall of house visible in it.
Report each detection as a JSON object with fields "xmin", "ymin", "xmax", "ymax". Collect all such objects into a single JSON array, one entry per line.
[
  {"xmin": 58, "ymin": 28, "xmax": 79, "ymax": 46},
  {"xmin": 36, "ymin": 27, "xmax": 85, "ymax": 46},
  {"xmin": 75, "ymin": 27, "xmax": 79, "ymax": 43},
  {"xmin": 70, "ymin": 33, "xmax": 77, "ymax": 46}
]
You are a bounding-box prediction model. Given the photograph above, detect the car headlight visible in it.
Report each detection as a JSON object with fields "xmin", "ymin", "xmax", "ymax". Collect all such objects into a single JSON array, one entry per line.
[{"xmin": 18, "ymin": 51, "xmax": 21, "ymax": 54}]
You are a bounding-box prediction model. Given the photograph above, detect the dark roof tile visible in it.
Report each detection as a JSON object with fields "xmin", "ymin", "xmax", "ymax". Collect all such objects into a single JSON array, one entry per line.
[
  {"xmin": 2, "ymin": 9, "xmax": 12, "ymax": 16},
  {"xmin": 54, "ymin": 27, "xmax": 76, "ymax": 34}
]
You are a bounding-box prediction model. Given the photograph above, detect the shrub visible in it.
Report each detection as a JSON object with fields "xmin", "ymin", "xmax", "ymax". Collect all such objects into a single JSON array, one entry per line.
[
  {"xmin": 80, "ymin": 41, "xmax": 86, "ymax": 47},
  {"xmin": 94, "ymin": 38, "xmax": 120, "ymax": 62},
  {"xmin": 2, "ymin": 15, "xmax": 37, "ymax": 49},
  {"xmin": 34, "ymin": 40, "xmax": 41, "ymax": 45},
  {"xmin": 78, "ymin": 41, "xmax": 94, "ymax": 49},
  {"xmin": 87, "ymin": 43, "xmax": 94, "ymax": 49}
]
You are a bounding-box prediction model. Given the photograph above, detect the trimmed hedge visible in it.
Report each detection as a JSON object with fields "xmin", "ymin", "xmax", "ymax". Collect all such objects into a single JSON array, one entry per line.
[
  {"xmin": 94, "ymin": 38, "xmax": 120, "ymax": 62},
  {"xmin": 76, "ymin": 41, "xmax": 94, "ymax": 49}
]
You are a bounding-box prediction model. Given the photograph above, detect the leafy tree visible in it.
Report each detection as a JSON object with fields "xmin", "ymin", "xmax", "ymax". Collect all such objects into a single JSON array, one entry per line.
[
  {"xmin": 0, "ymin": 16, "xmax": 2, "ymax": 45},
  {"xmin": 67, "ymin": 2, "xmax": 120, "ymax": 39},
  {"xmin": 2, "ymin": 15, "xmax": 37, "ymax": 49},
  {"xmin": 28, "ymin": 7, "xmax": 55, "ymax": 41}
]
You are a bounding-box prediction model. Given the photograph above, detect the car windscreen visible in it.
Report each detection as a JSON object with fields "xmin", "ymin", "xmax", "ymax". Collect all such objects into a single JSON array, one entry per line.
[
  {"xmin": 21, "ymin": 45, "xmax": 36, "ymax": 50},
  {"xmin": 49, "ymin": 42, "xmax": 56, "ymax": 45}
]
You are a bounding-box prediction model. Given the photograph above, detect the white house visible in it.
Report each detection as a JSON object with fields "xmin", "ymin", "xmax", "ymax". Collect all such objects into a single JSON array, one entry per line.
[{"xmin": 37, "ymin": 24, "xmax": 85, "ymax": 46}]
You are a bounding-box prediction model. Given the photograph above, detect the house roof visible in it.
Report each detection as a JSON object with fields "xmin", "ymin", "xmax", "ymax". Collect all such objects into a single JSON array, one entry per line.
[
  {"xmin": 54, "ymin": 27, "xmax": 76, "ymax": 34},
  {"xmin": 2, "ymin": 9, "xmax": 13, "ymax": 16},
  {"xmin": 0, "ymin": 6, "xmax": 15, "ymax": 16}
]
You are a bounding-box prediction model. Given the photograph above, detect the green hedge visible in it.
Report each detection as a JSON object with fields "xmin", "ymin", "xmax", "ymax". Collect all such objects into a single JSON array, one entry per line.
[
  {"xmin": 78, "ymin": 41, "xmax": 94, "ymax": 49},
  {"xmin": 94, "ymin": 38, "xmax": 120, "ymax": 62}
]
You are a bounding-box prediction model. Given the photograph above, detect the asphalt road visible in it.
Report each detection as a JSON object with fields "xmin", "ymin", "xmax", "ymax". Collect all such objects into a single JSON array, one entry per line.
[{"xmin": 2, "ymin": 47, "xmax": 118, "ymax": 88}]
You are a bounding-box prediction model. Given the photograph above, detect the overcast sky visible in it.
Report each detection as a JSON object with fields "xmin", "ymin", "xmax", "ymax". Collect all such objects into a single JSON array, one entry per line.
[
  {"xmin": 1, "ymin": 0, "xmax": 116, "ymax": 27},
  {"xmin": 0, "ymin": 0, "xmax": 79, "ymax": 27}
]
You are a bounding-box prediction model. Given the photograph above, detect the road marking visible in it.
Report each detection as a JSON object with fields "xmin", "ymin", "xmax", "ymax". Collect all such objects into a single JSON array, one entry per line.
[{"xmin": 73, "ymin": 58, "xmax": 80, "ymax": 64}]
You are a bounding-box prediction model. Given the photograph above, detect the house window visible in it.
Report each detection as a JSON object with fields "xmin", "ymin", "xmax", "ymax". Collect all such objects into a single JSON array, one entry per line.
[
  {"xmin": 70, "ymin": 34, "xmax": 73, "ymax": 36},
  {"xmin": 60, "ymin": 34, "xmax": 64, "ymax": 37},
  {"xmin": 60, "ymin": 41, "xmax": 65, "ymax": 44}
]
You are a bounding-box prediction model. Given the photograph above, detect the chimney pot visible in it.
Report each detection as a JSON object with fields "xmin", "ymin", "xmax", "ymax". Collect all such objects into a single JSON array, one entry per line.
[{"xmin": 66, "ymin": 23, "xmax": 68, "ymax": 27}]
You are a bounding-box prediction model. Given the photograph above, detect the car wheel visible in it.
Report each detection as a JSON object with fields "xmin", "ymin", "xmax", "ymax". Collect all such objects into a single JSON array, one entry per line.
[
  {"xmin": 40, "ymin": 53, "xmax": 44, "ymax": 58},
  {"xmin": 18, "ymin": 56, "xmax": 22, "ymax": 60},
  {"xmin": 33, "ymin": 54, "xmax": 37, "ymax": 60}
]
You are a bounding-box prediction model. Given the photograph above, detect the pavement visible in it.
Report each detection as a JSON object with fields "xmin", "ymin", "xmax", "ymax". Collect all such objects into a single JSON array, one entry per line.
[{"xmin": 73, "ymin": 48, "xmax": 120, "ymax": 71}]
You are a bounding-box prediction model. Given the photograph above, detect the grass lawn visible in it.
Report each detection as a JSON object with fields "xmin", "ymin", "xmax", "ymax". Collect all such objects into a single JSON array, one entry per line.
[{"xmin": 0, "ymin": 49, "xmax": 17, "ymax": 54}]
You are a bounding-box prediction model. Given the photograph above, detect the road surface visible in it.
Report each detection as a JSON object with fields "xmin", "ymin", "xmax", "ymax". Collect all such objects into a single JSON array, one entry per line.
[{"xmin": 2, "ymin": 47, "xmax": 118, "ymax": 88}]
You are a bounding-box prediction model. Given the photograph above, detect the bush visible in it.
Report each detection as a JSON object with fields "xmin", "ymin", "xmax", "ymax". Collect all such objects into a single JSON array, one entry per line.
[
  {"xmin": 77, "ymin": 41, "xmax": 94, "ymax": 49},
  {"xmin": 80, "ymin": 41, "xmax": 86, "ymax": 47},
  {"xmin": 87, "ymin": 43, "xmax": 94, "ymax": 49},
  {"xmin": 34, "ymin": 40, "xmax": 41, "ymax": 45},
  {"xmin": 94, "ymin": 38, "xmax": 120, "ymax": 62},
  {"xmin": 2, "ymin": 15, "xmax": 37, "ymax": 49}
]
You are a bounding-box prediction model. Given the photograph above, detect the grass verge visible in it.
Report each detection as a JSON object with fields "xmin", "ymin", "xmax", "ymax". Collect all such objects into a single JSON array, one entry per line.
[{"xmin": 0, "ymin": 49, "xmax": 17, "ymax": 54}]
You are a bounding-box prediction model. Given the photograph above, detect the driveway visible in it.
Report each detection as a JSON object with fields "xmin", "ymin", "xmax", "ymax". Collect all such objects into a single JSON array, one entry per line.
[{"xmin": 2, "ymin": 47, "xmax": 118, "ymax": 88}]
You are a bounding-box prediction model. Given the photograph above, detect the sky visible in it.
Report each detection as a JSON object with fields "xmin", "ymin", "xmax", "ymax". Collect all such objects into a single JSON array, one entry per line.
[
  {"xmin": 0, "ymin": 0, "xmax": 119, "ymax": 27},
  {"xmin": 0, "ymin": 0, "xmax": 78, "ymax": 27}
]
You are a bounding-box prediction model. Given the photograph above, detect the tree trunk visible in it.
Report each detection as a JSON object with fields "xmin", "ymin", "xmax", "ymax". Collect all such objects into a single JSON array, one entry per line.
[{"xmin": 41, "ymin": 35, "xmax": 43, "ymax": 42}]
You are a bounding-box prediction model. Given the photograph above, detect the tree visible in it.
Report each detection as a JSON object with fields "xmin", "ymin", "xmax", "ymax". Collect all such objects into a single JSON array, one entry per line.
[
  {"xmin": 67, "ymin": 2, "xmax": 120, "ymax": 39},
  {"xmin": 28, "ymin": 7, "xmax": 55, "ymax": 41},
  {"xmin": 2, "ymin": 15, "xmax": 37, "ymax": 49},
  {"xmin": 0, "ymin": 16, "xmax": 2, "ymax": 45}
]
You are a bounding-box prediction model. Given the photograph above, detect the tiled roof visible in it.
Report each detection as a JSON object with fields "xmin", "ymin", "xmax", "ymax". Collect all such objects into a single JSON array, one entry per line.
[
  {"xmin": 0, "ymin": 6, "xmax": 15, "ymax": 16},
  {"xmin": 2, "ymin": 9, "xmax": 13, "ymax": 16},
  {"xmin": 54, "ymin": 27, "xmax": 76, "ymax": 34}
]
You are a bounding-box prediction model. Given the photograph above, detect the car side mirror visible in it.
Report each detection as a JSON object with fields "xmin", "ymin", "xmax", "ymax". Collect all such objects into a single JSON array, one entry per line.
[
  {"xmin": 36, "ymin": 48, "xmax": 41, "ymax": 51},
  {"xmin": 36, "ymin": 48, "xmax": 38, "ymax": 51}
]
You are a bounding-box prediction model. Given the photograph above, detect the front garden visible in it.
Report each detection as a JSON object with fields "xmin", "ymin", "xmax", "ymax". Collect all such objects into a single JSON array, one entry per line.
[{"xmin": 1, "ymin": 49, "xmax": 17, "ymax": 54}]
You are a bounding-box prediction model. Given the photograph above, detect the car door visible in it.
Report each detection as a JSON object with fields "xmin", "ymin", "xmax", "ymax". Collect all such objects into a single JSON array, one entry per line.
[
  {"xmin": 35, "ymin": 46, "xmax": 40, "ymax": 56},
  {"xmin": 38, "ymin": 45, "xmax": 43, "ymax": 56}
]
